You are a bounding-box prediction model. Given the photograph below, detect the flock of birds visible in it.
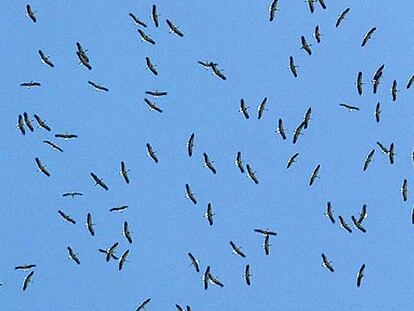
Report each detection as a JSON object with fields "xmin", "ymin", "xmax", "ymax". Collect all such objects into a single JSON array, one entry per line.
[{"xmin": 5, "ymin": 1, "xmax": 414, "ymax": 310}]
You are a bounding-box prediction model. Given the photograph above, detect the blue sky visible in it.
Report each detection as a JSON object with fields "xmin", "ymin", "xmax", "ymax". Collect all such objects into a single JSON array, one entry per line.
[{"xmin": 1, "ymin": 0, "xmax": 414, "ymax": 310}]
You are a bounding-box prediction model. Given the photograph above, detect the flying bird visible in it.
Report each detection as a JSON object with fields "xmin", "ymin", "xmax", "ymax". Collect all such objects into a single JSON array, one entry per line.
[
  {"xmin": 109, "ymin": 205, "xmax": 128, "ymax": 212},
  {"xmin": 43, "ymin": 140, "xmax": 63, "ymax": 152},
  {"xmin": 100, "ymin": 242, "xmax": 119, "ymax": 262},
  {"xmin": 235, "ymin": 151, "xmax": 245, "ymax": 173},
  {"xmin": 357, "ymin": 204, "xmax": 368, "ymax": 223},
  {"xmin": 166, "ymin": 19, "xmax": 184, "ymax": 37},
  {"xmin": 146, "ymin": 143, "xmax": 159, "ymax": 163},
  {"xmin": 391, "ymin": 80, "xmax": 398, "ymax": 101},
  {"xmin": 208, "ymin": 270, "xmax": 224, "ymax": 288},
  {"xmin": 22, "ymin": 271, "xmax": 35, "ymax": 291},
  {"xmin": 336, "ymin": 8, "xmax": 350, "ymax": 28},
  {"xmin": 321, "ymin": 253, "xmax": 334, "ymax": 272},
  {"xmin": 118, "ymin": 249, "xmax": 130, "ymax": 271},
  {"xmin": 146, "ymin": 57, "xmax": 158, "ymax": 76},
  {"xmin": 412, "ymin": 208, "xmax": 414, "ymax": 225},
  {"xmin": 58, "ymin": 210, "xmax": 76, "ymax": 224},
  {"xmin": 33, "ymin": 114, "xmax": 51, "ymax": 131},
  {"xmin": 23, "ymin": 112, "xmax": 33, "ymax": 132},
  {"xmin": 300, "ymin": 35, "xmax": 312, "ymax": 55},
  {"xmin": 55, "ymin": 133, "xmax": 78, "ymax": 140},
  {"xmin": 17, "ymin": 114, "xmax": 25, "ymax": 135},
  {"xmin": 188, "ymin": 252, "xmax": 200, "ymax": 273},
  {"xmin": 361, "ymin": 27, "xmax": 377, "ymax": 47},
  {"xmin": 244, "ymin": 264, "xmax": 252, "ymax": 286},
  {"xmin": 293, "ymin": 121, "xmax": 306, "ymax": 144},
  {"xmin": 136, "ymin": 298, "xmax": 151, "ymax": 311},
  {"xmin": 26, "ymin": 4, "xmax": 37, "ymax": 23},
  {"xmin": 138, "ymin": 29, "xmax": 156, "ymax": 45},
  {"xmin": 185, "ymin": 184, "xmax": 197, "ymax": 205},
  {"xmin": 76, "ymin": 42, "xmax": 89, "ymax": 61},
  {"xmin": 187, "ymin": 133, "xmax": 195, "ymax": 157},
  {"xmin": 62, "ymin": 192, "xmax": 83, "ymax": 198},
  {"xmin": 388, "ymin": 143, "xmax": 395, "ymax": 164},
  {"xmin": 15, "ymin": 264, "xmax": 36, "ymax": 271},
  {"xmin": 67, "ymin": 247, "xmax": 80, "ymax": 265},
  {"xmin": 356, "ymin": 264, "xmax": 366, "ymax": 288},
  {"xmin": 263, "ymin": 234, "xmax": 271, "ymax": 256},
  {"xmin": 338, "ymin": 216, "xmax": 352, "ymax": 233},
  {"xmin": 351, "ymin": 216, "xmax": 367, "ymax": 233},
  {"xmin": 314, "ymin": 25, "xmax": 321, "ymax": 43},
  {"xmin": 376, "ymin": 141, "xmax": 389, "ymax": 154},
  {"xmin": 406, "ymin": 75, "xmax": 414, "ymax": 89},
  {"xmin": 372, "ymin": 71, "xmax": 383, "ymax": 94},
  {"xmin": 309, "ymin": 164, "xmax": 320, "ymax": 186},
  {"xmin": 203, "ymin": 152, "xmax": 216, "ymax": 174},
  {"xmin": 88, "ymin": 81, "xmax": 109, "ymax": 92},
  {"xmin": 356, "ymin": 71, "xmax": 363, "ymax": 95},
  {"xmin": 340, "ymin": 103, "xmax": 360, "ymax": 111},
  {"xmin": 363, "ymin": 149, "xmax": 375, "ymax": 172},
  {"xmin": 374, "ymin": 102, "xmax": 381, "ymax": 123},
  {"xmin": 257, "ymin": 97, "xmax": 268, "ymax": 119},
  {"xmin": 401, "ymin": 179, "xmax": 408, "ymax": 202},
  {"xmin": 129, "ymin": 13, "xmax": 147, "ymax": 27},
  {"xmin": 151, "ymin": 4, "xmax": 159, "ymax": 27},
  {"xmin": 76, "ymin": 51, "xmax": 92, "ymax": 70},
  {"xmin": 144, "ymin": 98, "xmax": 163, "ymax": 113},
  {"xmin": 239, "ymin": 99, "xmax": 250, "ymax": 119},
  {"xmin": 246, "ymin": 164, "xmax": 259, "ymax": 184},
  {"xmin": 211, "ymin": 63, "xmax": 227, "ymax": 80},
  {"xmin": 325, "ymin": 202, "xmax": 335, "ymax": 224},
  {"xmin": 203, "ymin": 266, "xmax": 211, "ymax": 290},
  {"xmin": 120, "ymin": 161, "xmax": 130, "ymax": 184},
  {"xmin": 38, "ymin": 50, "xmax": 54, "ymax": 67},
  {"xmin": 23, "ymin": 112, "xmax": 34, "ymax": 132},
  {"xmin": 229, "ymin": 241, "xmax": 246, "ymax": 258},
  {"xmin": 86, "ymin": 213, "xmax": 95, "ymax": 236},
  {"xmin": 35, "ymin": 157, "xmax": 50, "ymax": 177},
  {"xmin": 269, "ymin": 0, "xmax": 279, "ymax": 21},
  {"xmin": 303, "ymin": 107, "xmax": 312, "ymax": 129},
  {"xmin": 289, "ymin": 56, "xmax": 298, "ymax": 78},
  {"xmin": 198, "ymin": 60, "xmax": 214, "ymax": 69},
  {"xmin": 20, "ymin": 81, "xmax": 41, "ymax": 89},
  {"xmin": 254, "ymin": 228, "xmax": 277, "ymax": 236},
  {"xmin": 90, "ymin": 172, "xmax": 109, "ymax": 190},
  {"xmin": 372, "ymin": 64, "xmax": 384, "ymax": 93},
  {"xmin": 205, "ymin": 203, "xmax": 214, "ymax": 226},
  {"xmin": 286, "ymin": 152, "xmax": 299, "ymax": 169},
  {"xmin": 145, "ymin": 90, "xmax": 167, "ymax": 97},
  {"xmin": 123, "ymin": 221, "xmax": 133, "ymax": 244}
]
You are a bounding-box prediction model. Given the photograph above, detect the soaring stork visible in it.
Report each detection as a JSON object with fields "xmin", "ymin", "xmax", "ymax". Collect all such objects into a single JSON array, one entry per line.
[
  {"xmin": 129, "ymin": 13, "xmax": 147, "ymax": 27},
  {"xmin": 187, "ymin": 133, "xmax": 195, "ymax": 157},
  {"xmin": 90, "ymin": 172, "xmax": 109, "ymax": 190},
  {"xmin": 166, "ymin": 19, "xmax": 184, "ymax": 37},
  {"xmin": 321, "ymin": 253, "xmax": 334, "ymax": 272},
  {"xmin": 67, "ymin": 247, "xmax": 81, "ymax": 265},
  {"xmin": 361, "ymin": 27, "xmax": 377, "ymax": 47},
  {"xmin": 336, "ymin": 8, "xmax": 350, "ymax": 28},
  {"xmin": 35, "ymin": 157, "xmax": 50, "ymax": 177},
  {"xmin": 38, "ymin": 50, "xmax": 54, "ymax": 67},
  {"xmin": 33, "ymin": 114, "xmax": 51, "ymax": 131},
  {"xmin": 356, "ymin": 264, "xmax": 366, "ymax": 287},
  {"xmin": 26, "ymin": 4, "xmax": 37, "ymax": 23},
  {"xmin": 22, "ymin": 271, "xmax": 35, "ymax": 291}
]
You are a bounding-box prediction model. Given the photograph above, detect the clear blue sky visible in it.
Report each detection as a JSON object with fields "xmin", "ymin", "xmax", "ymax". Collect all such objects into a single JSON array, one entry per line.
[{"xmin": 1, "ymin": 1, "xmax": 414, "ymax": 310}]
